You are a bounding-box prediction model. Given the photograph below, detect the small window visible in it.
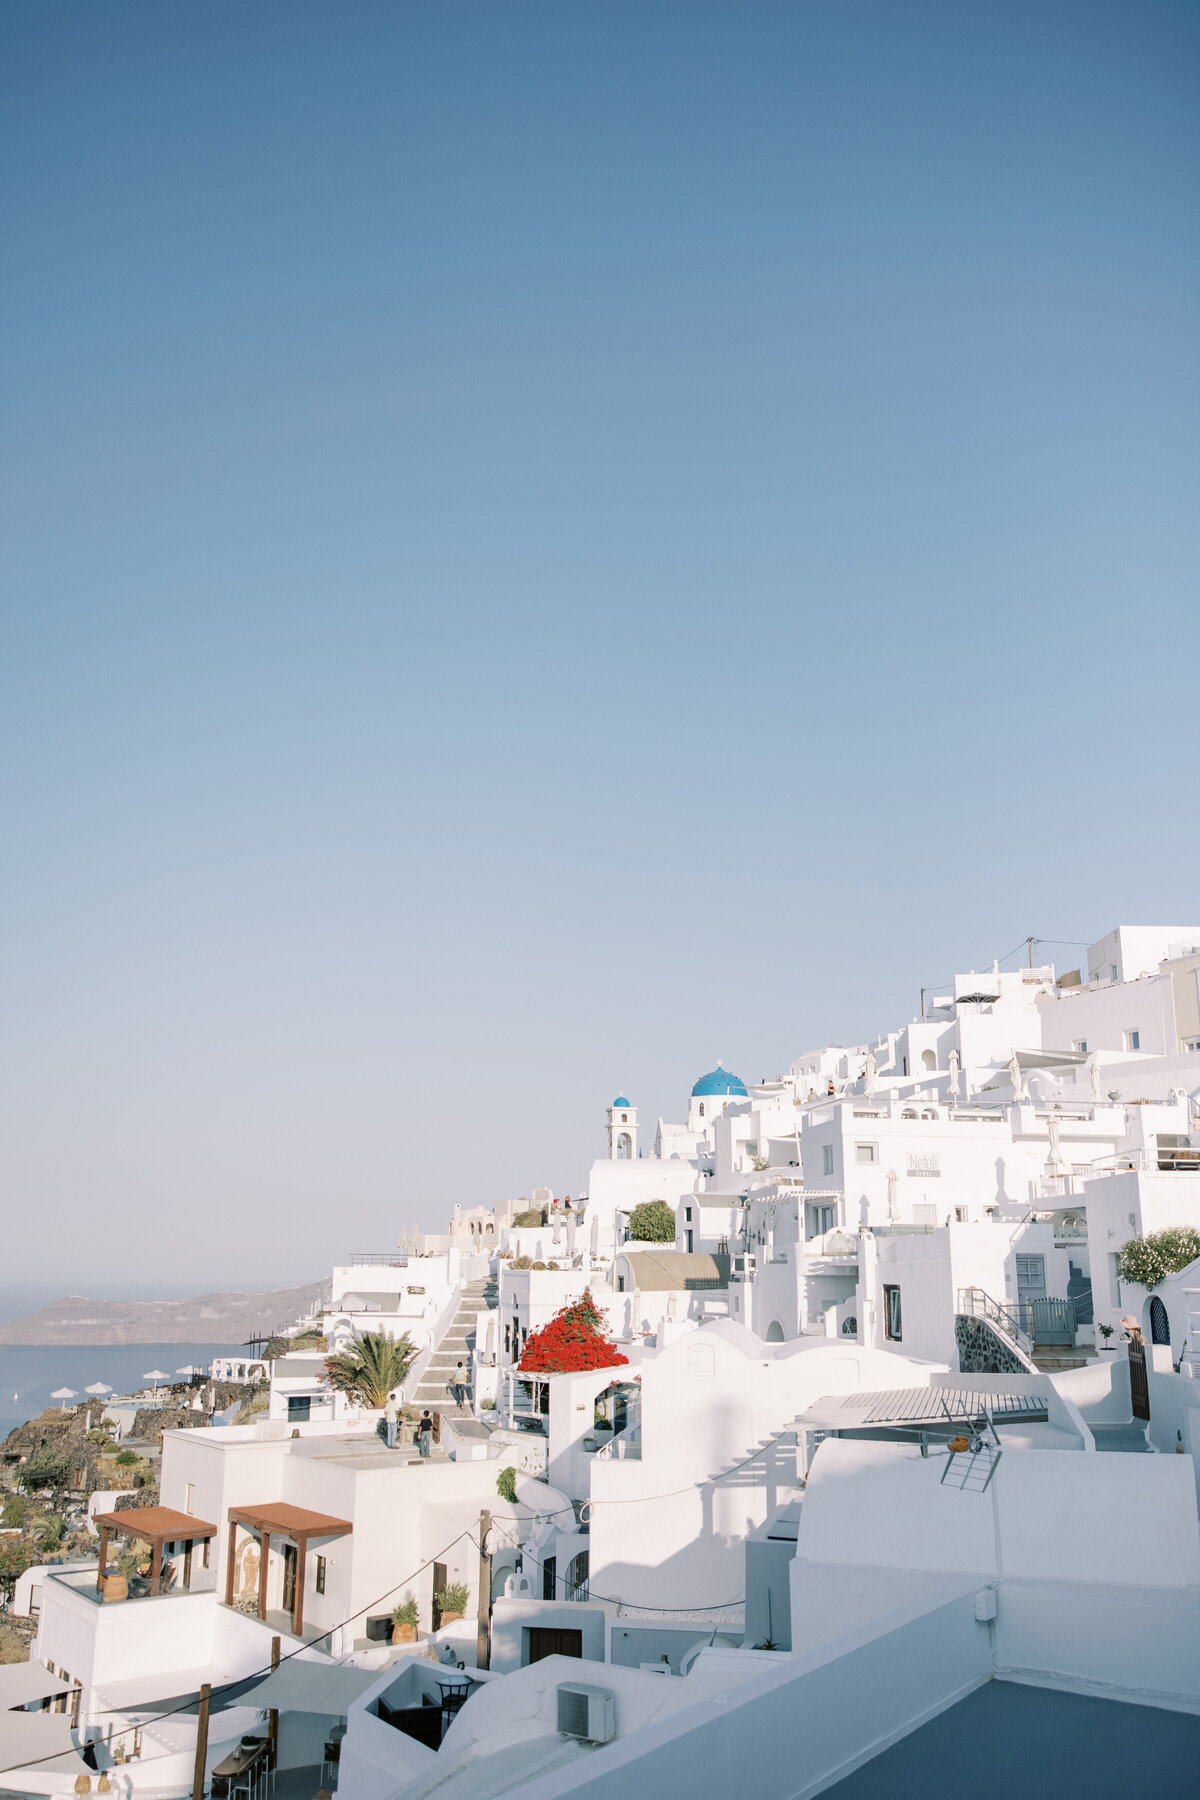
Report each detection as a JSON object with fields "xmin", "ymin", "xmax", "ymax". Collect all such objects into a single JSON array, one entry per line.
[
  {"xmin": 699, "ymin": 1102, "xmax": 705, "ymax": 1117},
  {"xmin": 901, "ymin": 1056, "xmax": 908, "ymax": 1076},
  {"xmin": 855, "ymin": 1143, "xmax": 877, "ymax": 1165},
  {"xmin": 955, "ymin": 1205, "xmax": 968, "ymax": 1223},
  {"xmin": 684, "ymin": 1207, "xmax": 692, "ymax": 1222},
  {"xmin": 1111, "ymin": 964, "xmax": 1118, "ymax": 983},
  {"xmin": 287, "ymin": 1395, "xmax": 311, "ymax": 1423},
  {"xmin": 822, "ymin": 1145, "xmax": 834, "ymax": 1177},
  {"xmin": 1125, "ymin": 1030, "xmax": 1140, "ymax": 1052},
  {"xmin": 685, "ymin": 1230, "xmax": 693, "ymax": 1253},
  {"xmin": 883, "ymin": 1285, "xmax": 903, "ymax": 1341},
  {"xmin": 617, "ymin": 1275, "xmax": 625, "ymax": 1293},
  {"xmin": 184, "ymin": 1483, "xmax": 195, "ymax": 1515},
  {"xmin": 1073, "ymin": 1041, "xmax": 1087, "ymax": 1054},
  {"xmin": 315, "ymin": 1555, "xmax": 326, "ymax": 1595},
  {"xmin": 1186, "ymin": 1040, "xmax": 1200, "ymax": 1053},
  {"xmin": 202, "ymin": 1539, "xmax": 211, "ymax": 1569}
]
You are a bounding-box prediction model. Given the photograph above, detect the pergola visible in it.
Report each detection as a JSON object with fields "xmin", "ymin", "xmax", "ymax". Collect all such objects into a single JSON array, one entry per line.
[
  {"xmin": 225, "ymin": 1501, "xmax": 352, "ymax": 1638},
  {"xmin": 94, "ymin": 1505, "xmax": 219, "ymax": 1597}
]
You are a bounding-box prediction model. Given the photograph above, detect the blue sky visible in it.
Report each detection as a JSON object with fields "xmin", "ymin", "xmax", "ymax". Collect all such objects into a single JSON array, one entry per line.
[{"xmin": 1, "ymin": 1, "xmax": 1197, "ymax": 1313}]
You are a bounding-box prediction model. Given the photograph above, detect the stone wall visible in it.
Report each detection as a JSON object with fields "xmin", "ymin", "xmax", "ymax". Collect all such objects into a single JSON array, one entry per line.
[{"xmin": 955, "ymin": 1313, "xmax": 1027, "ymax": 1376}]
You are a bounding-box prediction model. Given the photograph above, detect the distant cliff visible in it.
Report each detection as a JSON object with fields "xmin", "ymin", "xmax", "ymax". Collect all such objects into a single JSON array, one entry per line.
[{"xmin": 0, "ymin": 1281, "xmax": 328, "ymax": 1345}]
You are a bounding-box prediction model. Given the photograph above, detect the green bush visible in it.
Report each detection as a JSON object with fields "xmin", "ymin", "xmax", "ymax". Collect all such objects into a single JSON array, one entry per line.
[
  {"xmin": 391, "ymin": 1597, "xmax": 419, "ymax": 1627},
  {"xmin": 439, "ymin": 1581, "xmax": 469, "ymax": 1614},
  {"xmin": 1117, "ymin": 1227, "xmax": 1200, "ymax": 1291},
  {"xmin": 1, "ymin": 1496, "xmax": 26, "ymax": 1527},
  {"xmin": 114, "ymin": 1449, "xmax": 139, "ymax": 1467},
  {"xmin": 628, "ymin": 1200, "xmax": 678, "ymax": 1243},
  {"xmin": 21, "ymin": 1448, "xmax": 71, "ymax": 1492},
  {"xmin": 495, "ymin": 1466, "xmax": 517, "ymax": 1504},
  {"xmin": 514, "ymin": 1210, "xmax": 545, "ymax": 1229}
]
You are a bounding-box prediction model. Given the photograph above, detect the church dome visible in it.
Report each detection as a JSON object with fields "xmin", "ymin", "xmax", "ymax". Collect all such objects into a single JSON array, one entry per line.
[
  {"xmin": 691, "ymin": 1064, "xmax": 748, "ymax": 1099},
  {"xmin": 612, "ymin": 1096, "xmax": 632, "ymax": 1108}
]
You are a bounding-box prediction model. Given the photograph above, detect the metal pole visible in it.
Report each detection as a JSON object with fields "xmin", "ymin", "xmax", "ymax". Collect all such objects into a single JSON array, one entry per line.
[
  {"xmin": 192, "ymin": 1683, "xmax": 211, "ymax": 1800},
  {"xmin": 920, "ymin": 987, "xmax": 926, "ymax": 1019},
  {"xmin": 476, "ymin": 1510, "xmax": 492, "ymax": 1671},
  {"xmin": 1027, "ymin": 936, "xmax": 1035, "ymax": 968}
]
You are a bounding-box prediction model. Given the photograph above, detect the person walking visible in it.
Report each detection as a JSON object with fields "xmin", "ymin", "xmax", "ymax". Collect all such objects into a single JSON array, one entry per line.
[
  {"xmin": 451, "ymin": 1361, "xmax": 468, "ymax": 1409},
  {"xmin": 384, "ymin": 1393, "xmax": 398, "ymax": 1449},
  {"xmin": 416, "ymin": 1411, "xmax": 433, "ymax": 1458}
]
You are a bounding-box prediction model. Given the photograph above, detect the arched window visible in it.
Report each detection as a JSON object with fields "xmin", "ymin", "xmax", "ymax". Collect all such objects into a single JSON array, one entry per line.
[
  {"xmin": 764, "ymin": 1320, "xmax": 785, "ymax": 1343},
  {"xmin": 921, "ymin": 1049, "xmax": 937, "ymax": 1072},
  {"xmin": 565, "ymin": 1551, "xmax": 589, "ymax": 1601},
  {"xmin": 1149, "ymin": 1295, "xmax": 1170, "ymax": 1345},
  {"xmin": 616, "ymin": 1132, "xmax": 632, "ymax": 1159},
  {"xmin": 699, "ymin": 1103, "xmax": 705, "ymax": 1117},
  {"xmin": 841, "ymin": 1315, "xmax": 858, "ymax": 1336},
  {"xmin": 687, "ymin": 1342, "xmax": 715, "ymax": 1377},
  {"xmin": 902, "ymin": 1109, "xmax": 918, "ymax": 1119}
]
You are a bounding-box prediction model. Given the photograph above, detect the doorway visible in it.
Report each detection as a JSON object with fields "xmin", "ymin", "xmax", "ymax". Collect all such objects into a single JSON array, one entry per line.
[
  {"xmin": 527, "ymin": 1628, "xmax": 582, "ymax": 1665},
  {"xmin": 281, "ymin": 1542, "xmax": 298, "ymax": 1616},
  {"xmin": 432, "ymin": 1561, "xmax": 447, "ymax": 1628},
  {"xmin": 1129, "ymin": 1333, "xmax": 1151, "ymax": 1421}
]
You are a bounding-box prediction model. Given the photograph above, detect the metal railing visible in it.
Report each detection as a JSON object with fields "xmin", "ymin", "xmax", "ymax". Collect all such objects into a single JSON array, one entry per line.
[
  {"xmin": 350, "ymin": 1252, "xmax": 410, "ymax": 1266},
  {"xmin": 958, "ymin": 1287, "xmax": 1079, "ymax": 1350},
  {"xmin": 957, "ymin": 1288, "xmax": 1034, "ymax": 1357}
]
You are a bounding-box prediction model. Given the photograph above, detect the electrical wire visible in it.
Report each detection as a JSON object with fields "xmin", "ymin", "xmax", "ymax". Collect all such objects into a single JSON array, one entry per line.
[{"xmin": 472, "ymin": 1526, "xmax": 745, "ymax": 1617}]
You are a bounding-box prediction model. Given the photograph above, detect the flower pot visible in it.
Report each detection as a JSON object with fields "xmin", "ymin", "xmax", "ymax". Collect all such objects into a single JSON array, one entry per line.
[
  {"xmin": 102, "ymin": 1574, "xmax": 128, "ymax": 1603},
  {"xmin": 438, "ymin": 1610, "xmax": 463, "ymax": 1626},
  {"xmin": 392, "ymin": 1623, "xmax": 417, "ymax": 1644}
]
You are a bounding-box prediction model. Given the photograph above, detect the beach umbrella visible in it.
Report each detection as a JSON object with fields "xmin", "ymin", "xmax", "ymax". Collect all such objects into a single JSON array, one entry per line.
[
  {"xmin": 50, "ymin": 1387, "xmax": 77, "ymax": 1409},
  {"xmin": 85, "ymin": 1382, "xmax": 113, "ymax": 1396},
  {"xmin": 175, "ymin": 1365, "xmax": 200, "ymax": 1380},
  {"xmin": 143, "ymin": 1370, "xmax": 169, "ymax": 1390}
]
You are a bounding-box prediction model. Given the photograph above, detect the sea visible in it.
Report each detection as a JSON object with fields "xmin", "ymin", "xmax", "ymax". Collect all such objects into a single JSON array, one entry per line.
[{"xmin": 0, "ymin": 1344, "xmax": 239, "ymax": 1437}]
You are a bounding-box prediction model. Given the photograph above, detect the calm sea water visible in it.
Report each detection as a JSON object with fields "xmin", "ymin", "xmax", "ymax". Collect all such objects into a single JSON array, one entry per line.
[{"xmin": 0, "ymin": 1344, "xmax": 238, "ymax": 1436}]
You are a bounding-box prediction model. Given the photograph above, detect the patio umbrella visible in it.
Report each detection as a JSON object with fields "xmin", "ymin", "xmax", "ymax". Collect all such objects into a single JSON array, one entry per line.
[
  {"xmin": 85, "ymin": 1381, "xmax": 114, "ymax": 1396},
  {"xmin": 50, "ymin": 1387, "xmax": 77, "ymax": 1409},
  {"xmin": 143, "ymin": 1369, "xmax": 169, "ymax": 1390},
  {"xmin": 175, "ymin": 1365, "xmax": 199, "ymax": 1379}
]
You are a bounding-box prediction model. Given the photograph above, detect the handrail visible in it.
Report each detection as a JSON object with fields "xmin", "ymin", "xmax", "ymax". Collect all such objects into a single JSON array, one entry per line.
[{"xmin": 957, "ymin": 1287, "xmax": 1034, "ymax": 1356}]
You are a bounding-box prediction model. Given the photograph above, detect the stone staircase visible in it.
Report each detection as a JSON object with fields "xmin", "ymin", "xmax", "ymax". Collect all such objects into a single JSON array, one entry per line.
[
  {"xmin": 1031, "ymin": 1347, "xmax": 1097, "ymax": 1375},
  {"xmin": 408, "ymin": 1276, "xmax": 495, "ymax": 1412}
]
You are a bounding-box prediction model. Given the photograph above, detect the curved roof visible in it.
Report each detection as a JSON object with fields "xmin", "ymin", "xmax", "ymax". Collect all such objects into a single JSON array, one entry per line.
[
  {"xmin": 691, "ymin": 1064, "xmax": 748, "ymax": 1098},
  {"xmin": 612, "ymin": 1096, "xmax": 632, "ymax": 1108}
]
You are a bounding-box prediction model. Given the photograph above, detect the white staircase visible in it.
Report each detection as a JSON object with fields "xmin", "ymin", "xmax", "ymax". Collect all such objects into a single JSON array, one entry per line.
[{"xmin": 408, "ymin": 1276, "xmax": 494, "ymax": 1411}]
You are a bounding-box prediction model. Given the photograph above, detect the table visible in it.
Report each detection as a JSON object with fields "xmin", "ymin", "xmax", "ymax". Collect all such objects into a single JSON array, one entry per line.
[
  {"xmin": 211, "ymin": 1738, "xmax": 269, "ymax": 1799},
  {"xmin": 436, "ymin": 1673, "xmax": 472, "ymax": 1720}
]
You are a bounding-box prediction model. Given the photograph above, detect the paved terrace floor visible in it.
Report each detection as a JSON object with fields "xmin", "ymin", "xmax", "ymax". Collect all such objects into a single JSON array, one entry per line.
[{"xmin": 825, "ymin": 1680, "xmax": 1200, "ymax": 1799}]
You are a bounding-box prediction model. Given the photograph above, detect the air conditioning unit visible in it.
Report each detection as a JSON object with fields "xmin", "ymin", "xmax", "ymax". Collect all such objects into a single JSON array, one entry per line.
[{"xmin": 556, "ymin": 1682, "xmax": 616, "ymax": 1745}]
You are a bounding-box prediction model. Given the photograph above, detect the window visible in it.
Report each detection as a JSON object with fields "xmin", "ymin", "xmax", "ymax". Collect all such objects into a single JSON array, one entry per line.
[
  {"xmin": 698, "ymin": 1102, "xmax": 705, "ymax": 1117},
  {"xmin": 616, "ymin": 1275, "xmax": 625, "ymax": 1293},
  {"xmin": 685, "ymin": 1229, "xmax": 693, "ymax": 1253},
  {"xmin": 901, "ymin": 1056, "xmax": 908, "ymax": 1076},
  {"xmin": 1187, "ymin": 1041, "xmax": 1200, "ymax": 1053},
  {"xmin": 955, "ymin": 1205, "xmax": 968, "ymax": 1223},
  {"xmin": 822, "ymin": 1145, "xmax": 834, "ymax": 1177},
  {"xmin": 184, "ymin": 1483, "xmax": 195, "ymax": 1515},
  {"xmin": 912, "ymin": 1203, "xmax": 937, "ymax": 1226},
  {"xmin": 883, "ymin": 1285, "xmax": 903, "ymax": 1341},
  {"xmin": 684, "ymin": 1207, "xmax": 692, "ymax": 1222},
  {"xmin": 1111, "ymin": 964, "xmax": 1118, "ymax": 983},
  {"xmin": 315, "ymin": 1555, "xmax": 326, "ymax": 1595},
  {"xmin": 542, "ymin": 1554, "xmax": 557, "ymax": 1601},
  {"xmin": 1073, "ymin": 1040, "xmax": 1087, "ymax": 1054},
  {"xmin": 855, "ymin": 1143, "xmax": 877, "ymax": 1165},
  {"xmin": 287, "ymin": 1396, "xmax": 311, "ymax": 1423},
  {"xmin": 1125, "ymin": 1030, "xmax": 1140, "ymax": 1052},
  {"xmin": 202, "ymin": 1539, "xmax": 211, "ymax": 1569}
]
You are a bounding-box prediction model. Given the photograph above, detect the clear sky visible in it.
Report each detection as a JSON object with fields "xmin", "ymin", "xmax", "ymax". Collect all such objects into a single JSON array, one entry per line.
[{"xmin": 1, "ymin": 1, "xmax": 1197, "ymax": 1315}]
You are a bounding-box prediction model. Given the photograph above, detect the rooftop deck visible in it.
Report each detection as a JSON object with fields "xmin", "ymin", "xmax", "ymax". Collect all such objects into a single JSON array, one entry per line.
[{"xmin": 825, "ymin": 1680, "xmax": 1200, "ymax": 1799}]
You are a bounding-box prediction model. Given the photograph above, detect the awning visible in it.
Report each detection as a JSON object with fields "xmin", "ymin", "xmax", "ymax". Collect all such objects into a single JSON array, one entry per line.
[
  {"xmin": 0, "ymin": 1662, "xmax": 71, "ymax": 1710},
  {"xmin": 0, "ymin": 1711, "xmax": 88, "ymax": 1778},
  {"xmin": 93, "ymin": 1505, "xmax": 218, "ymax": 1543},
  {"xmin": 1015, "ymin": 1048, "xmax": 1089, "ymax": 1069},
  {"xmin": 796, "ymin": 1386, "xmax": 1049, "ymax": 1432},
  {"xmin": 238, "ymin": 1661, "xmax": 382, "ymax": 1715},
  {"xmin": 227, "ymin": 1503, "xmax": 352, "ymax": 1541}
]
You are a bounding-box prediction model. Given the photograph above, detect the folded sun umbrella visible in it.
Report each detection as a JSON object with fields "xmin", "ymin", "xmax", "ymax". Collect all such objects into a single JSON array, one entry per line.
[{"xmin": 50, "ymin": 1387, "xmax": 77, "ymax": 1408}]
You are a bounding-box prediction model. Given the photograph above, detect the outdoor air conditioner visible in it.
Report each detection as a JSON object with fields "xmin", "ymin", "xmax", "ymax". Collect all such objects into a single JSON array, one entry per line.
[{"xmin": 556, "ymin": 1683, "xmax": 616, "ymax": 1745}]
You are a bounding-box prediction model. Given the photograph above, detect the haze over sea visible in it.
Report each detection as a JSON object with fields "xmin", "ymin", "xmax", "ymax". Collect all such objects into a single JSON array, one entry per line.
[{"xmin": 0, "ymin": 1344, "xmax": 237, "ymax": 1436}]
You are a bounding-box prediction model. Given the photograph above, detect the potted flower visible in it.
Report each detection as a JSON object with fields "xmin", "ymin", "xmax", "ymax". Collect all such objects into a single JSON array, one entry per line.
[
  {"xmin": 1098, "ymin": 1323, "xmax": 1115, "ymax": 1351},
  {"xmin": 437, "ymin": 1582, "xmax": 469, "ymax": 1626},
  {"xmin": 391, "ymin": 1598, "xmax": 420, "ymax": 1644}
]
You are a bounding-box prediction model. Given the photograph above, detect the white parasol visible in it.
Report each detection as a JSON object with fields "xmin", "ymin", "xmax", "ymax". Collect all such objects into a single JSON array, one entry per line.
[
  {"xmin": 85, "ymin": 1381, "xmax": 114, "ymax": 1396},
  {"xmin": 50, "ymin": 1387, "xmax": 77, "ymax": 1409},
  {"xmin": 143, "ymin": 1369, "xmax": 170, "ymax": 1390}
]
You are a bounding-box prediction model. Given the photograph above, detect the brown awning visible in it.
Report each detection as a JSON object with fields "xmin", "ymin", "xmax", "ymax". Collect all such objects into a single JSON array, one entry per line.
[
  {"xmin": 227, "ymin": 1502, "xmax": 352, "ymax": 1541},
  {"xmin": 93, "ymin": 1505, "xmax": 218, "ymax": 1542}
]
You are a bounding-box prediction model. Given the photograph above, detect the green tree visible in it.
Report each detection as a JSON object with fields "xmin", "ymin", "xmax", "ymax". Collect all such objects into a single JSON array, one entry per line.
[
  {"xmin": 21, "ymin": 1449, "xmax": 71, "ymax": 1492},
  {"xmin": 34, "ymin": 1515, "xmax": 63, "ymax": 1557},
  {"xmin": 628, "ymin": 1200, "xmax": 678, "ymax": 1242},
  {"xmin": 0, "ymin": 1538, "xmax": 31, "ymax": 1588},
  {"xmin": 324, "ymin": 1331, "xmax": 417, "ymax": 1410}
]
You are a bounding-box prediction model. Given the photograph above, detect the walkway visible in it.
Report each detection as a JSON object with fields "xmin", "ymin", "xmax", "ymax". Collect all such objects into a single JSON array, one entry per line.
[
  {"xmin": 409, "ymin": 1277, "xmax": 494, "ymax": 1412},
  {"xmin": 824, "ymin": 1680, "xmax": 1200, "ymax": 1798}
]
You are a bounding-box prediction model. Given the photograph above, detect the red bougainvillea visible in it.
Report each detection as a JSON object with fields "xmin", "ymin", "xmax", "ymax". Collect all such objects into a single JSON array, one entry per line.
[{"xmin": 518, "ymin": 1289, "xmax": 629, "ymax": 1375}]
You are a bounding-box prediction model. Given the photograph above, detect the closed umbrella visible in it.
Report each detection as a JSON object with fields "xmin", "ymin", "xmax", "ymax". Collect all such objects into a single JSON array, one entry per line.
[
  {"xmin": 50, "ymin": 1387, "xmax": 77, "ymax": 1409},
  {"xmin": 143, "ymin": 1370, "xmax": 169, "ymax": 1390}
]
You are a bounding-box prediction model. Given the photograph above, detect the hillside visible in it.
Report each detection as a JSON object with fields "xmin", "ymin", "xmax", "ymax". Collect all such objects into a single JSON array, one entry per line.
[{"xmin": 0, "ymin": 1281, "xmax": 328, "ymax": 1345}]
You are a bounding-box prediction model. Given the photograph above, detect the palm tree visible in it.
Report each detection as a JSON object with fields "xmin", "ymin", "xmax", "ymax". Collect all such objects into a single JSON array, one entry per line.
[
  {"xmin": 34, "ymin": 1514, "xmax": 63, "ymax": 1557},
  {"xmin": 324, "ymin": 1331, "xmax": 417, "ymax": 1410}
]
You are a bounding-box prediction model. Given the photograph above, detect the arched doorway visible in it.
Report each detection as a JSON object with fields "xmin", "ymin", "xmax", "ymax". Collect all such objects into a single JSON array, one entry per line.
[
  {"xmin": 616, "ymin": 1133, "xmax": 632, "ymax": 1159},
  {"xmin": 921, "ymin": 1049, "xmax": 937, "ymax": 1072},
  {"xmin": 1149, "ymin": 1295, "xmax": 1170, "ymax": 1345},
  {"xmin": 565, "ymin": 1551, "xmax": 589, "ymax": 1601},
  {"xmin": 764, "ymin": 1320, "xmax": 785, "ymax": 1343}
]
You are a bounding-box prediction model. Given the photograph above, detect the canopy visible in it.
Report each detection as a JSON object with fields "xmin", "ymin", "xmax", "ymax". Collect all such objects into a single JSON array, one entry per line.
[
  {"xmin": 239, "ymin": 1661, "xmax": 381, "ymax": 1715},
  {"xmin": 50, "ymin": 1387, "xmax": 76, "ymax": 1401},
  {"xmin": 0, "ymin": 1711, "xmax": 88, "ymax": 1778},
  {"xmin": 0, "ymin": 1663, "xmax": 71, "ymax": 1710},
  {"xmin": 143, "ymin": 1370, "xmax": 169, "ymax": 1382},
  {"xmin": 85, "ymin": 1382, "xmax": 114, "ymax": 1396}
]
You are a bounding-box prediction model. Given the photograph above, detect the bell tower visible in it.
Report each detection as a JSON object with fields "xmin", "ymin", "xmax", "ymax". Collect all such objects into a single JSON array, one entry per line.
[{"xmin": 607, "ymin": 1096, "xmax": 637, "ymax": 1160}]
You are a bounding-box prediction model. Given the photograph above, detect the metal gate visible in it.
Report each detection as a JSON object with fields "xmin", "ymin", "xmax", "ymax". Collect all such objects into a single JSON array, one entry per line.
[
  {"xmin": 1030, "ymin": 1297, "xmax": 1076, "ymax": 1344},
  {"xmin": 1129, "ymin": 1334, "xmax": 1150, "ymax": 1421}
]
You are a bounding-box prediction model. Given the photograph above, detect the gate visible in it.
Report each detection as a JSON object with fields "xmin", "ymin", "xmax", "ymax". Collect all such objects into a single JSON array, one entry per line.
[
  {"xmin": 1030, "ymin": 1297, "xmax": 1075, "ymax": 1345},
  {"xmin": 1128, "ymin": 1333, "xmax": 1150, "ymax": 1421}
]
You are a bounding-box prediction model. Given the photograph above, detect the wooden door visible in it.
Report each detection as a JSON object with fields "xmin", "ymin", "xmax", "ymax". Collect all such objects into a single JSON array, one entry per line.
[
  {"xmin": 527, "ymin": 1627, "xmax": 582, "ymax": 1665},
  {"xmin": 432, "ymin": 1561, "xmax": 447, "ymax": 1628},
  {"xmin": 1128, "ymin": 1334, "xmax": 1150, "ymax": 1421},
  {"xmin": 282, "ymin": 1542, "xmax": 298, "ymax": 1614}
]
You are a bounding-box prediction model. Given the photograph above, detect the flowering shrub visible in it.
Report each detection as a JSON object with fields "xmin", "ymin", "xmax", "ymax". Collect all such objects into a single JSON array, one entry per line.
[
  {"xmin": 517, "ymin": 1289, "xmax": 629, "ymax": 1375},
  {"xmin": 628, "ymin": 1200, "xmax": 678, "ymax": 1242},
  {"xmin": 1117, "ymin": 1227, "xmax": 1200, "ymax": 1291}
]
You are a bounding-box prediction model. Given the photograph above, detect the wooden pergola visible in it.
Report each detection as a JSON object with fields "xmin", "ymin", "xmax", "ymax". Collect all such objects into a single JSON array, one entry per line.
[
  {"xmin": 94, "ymin": 1505, "xmax": 219, "ymax": 1597},
  {"xmin": 225, "ymin": 1501, "xmax": 352, "ymax": 1639}
]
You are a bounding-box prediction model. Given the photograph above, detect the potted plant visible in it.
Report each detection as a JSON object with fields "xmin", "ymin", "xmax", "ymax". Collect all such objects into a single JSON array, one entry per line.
[
  {"xmin": 1098, "ymin": 1323, "xmax": 1115, "ymax": 1351},
  {"xmin": 437, "ymin": 1582, "xmax": 469, "ymax": 1626},
  {"xmin": 391, "ymin": 1598, "xmax": 419, "ymax": 1645}
]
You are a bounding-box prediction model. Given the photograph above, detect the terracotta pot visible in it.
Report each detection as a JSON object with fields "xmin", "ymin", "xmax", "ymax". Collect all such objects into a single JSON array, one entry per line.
[
  {"xmin": 102, "ymin": 1574, "xmax": 128, "ymax": 1603},
  {"xmin": 438, "ymin": 1610, "xmax": 463, "ymax": 1626},
  {"xmin": 391, "ymin": 1622, "xmax": 418, "ymax": 1644}
]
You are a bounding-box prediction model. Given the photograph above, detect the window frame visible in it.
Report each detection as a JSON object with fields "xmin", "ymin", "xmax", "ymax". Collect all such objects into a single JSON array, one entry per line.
[{"xmin": 883, "ymin": 1284, "xmax": 903, "ymax": 1341}]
